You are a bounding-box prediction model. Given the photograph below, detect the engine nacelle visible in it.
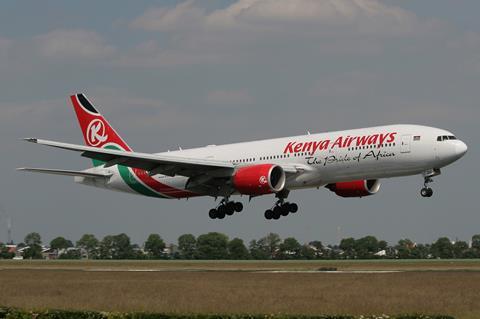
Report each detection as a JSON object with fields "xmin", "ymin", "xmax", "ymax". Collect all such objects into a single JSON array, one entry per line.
[
  {"xmin": 233, "ymin": 164, "xmax": 286, "ymax": 195},
  {"xmin": 326, "ymin": 179, "xmax": 381, "ymax": 198}
]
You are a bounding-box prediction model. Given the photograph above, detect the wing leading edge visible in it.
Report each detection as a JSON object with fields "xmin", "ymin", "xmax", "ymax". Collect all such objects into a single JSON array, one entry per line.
[{"xmin": 22, "ymin": 138, "xmax": 234, "ymax": 178}]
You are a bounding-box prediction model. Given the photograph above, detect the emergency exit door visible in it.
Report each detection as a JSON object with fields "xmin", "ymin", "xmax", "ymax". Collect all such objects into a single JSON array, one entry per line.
[{"xmin": 401, "ymin": 134, "xmax": 411, "ymax": 153}]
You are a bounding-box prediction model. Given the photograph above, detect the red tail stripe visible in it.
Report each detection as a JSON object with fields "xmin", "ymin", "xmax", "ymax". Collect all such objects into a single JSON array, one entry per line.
[
  {"xmin": 132, "ymin": 168, "xmax": 196, "ymax": 198},
  {"xmin": 70, "ymin": 94, "xmax": 198, "ymax": 199}
]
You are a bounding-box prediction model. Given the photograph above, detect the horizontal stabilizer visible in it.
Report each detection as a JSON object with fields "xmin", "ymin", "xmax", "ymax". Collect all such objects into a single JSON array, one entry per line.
[{"xmin": 17, "ymin": 167, "xmax": 112, "ymax": 178}]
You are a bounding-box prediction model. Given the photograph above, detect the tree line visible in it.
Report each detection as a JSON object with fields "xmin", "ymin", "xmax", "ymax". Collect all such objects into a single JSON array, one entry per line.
[{"xmin": 1, "ymin": 232, "xmax": 480, "ymax": 260}]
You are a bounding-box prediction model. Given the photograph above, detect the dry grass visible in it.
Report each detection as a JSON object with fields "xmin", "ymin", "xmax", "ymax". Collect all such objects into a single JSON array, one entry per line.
[
  {"xmin": 1, "ymin": 259, "xmax": 480, "ymax": 272},
  {"xmin": 0, "ymin": 261, "xmax": 479, "ymax": 319}
]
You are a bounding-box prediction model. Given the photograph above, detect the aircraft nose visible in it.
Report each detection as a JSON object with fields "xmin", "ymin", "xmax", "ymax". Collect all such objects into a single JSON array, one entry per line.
[{"xmin": 456, "ymin": 141, "xmax": 468, "ymax": 158}]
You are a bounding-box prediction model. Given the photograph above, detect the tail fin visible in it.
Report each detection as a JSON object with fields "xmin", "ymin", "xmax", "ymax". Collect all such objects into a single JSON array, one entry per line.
[
  {"xmin": 70, "ymin": 93, "xmax": 132, "ymax": 151},
  {"xmin": 70, "ymin": 93, "xmax": 132, "ymax": 166}
]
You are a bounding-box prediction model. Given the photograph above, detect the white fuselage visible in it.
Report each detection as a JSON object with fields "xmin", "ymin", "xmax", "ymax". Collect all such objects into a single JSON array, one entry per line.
[{"xmin": 85, "ymin": 124, "xmax": 467, "ymax": 199}]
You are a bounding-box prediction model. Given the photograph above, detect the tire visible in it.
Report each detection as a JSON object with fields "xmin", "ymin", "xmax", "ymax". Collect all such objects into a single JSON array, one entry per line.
[
  {"xmin": 426, "ymin": 188, "xmax": 433, "ymax": 197},
  {"xmin": 234, "ymin": 202, "xmax": 243, "ymax": 212},
  {"xmin": 289, "ymin": 203, "xmax": 298, "ymax": 213},
  {"xmin": 420, "ymin": 188, "xmax": 428, "ymax": 197},
  {"xmin": 280, "ymin": 204, "xmax": 289, "ymax": 216},
  {"xmin": 217, "ymin": 205, "xmax": 227, "ymax": 216},
  {"xmin": 273, "ymin": 205, "xmax": 282, "ymax": 215},
  {"xmin": 264, "ymin": 209, "xmax": 273, "ymax": 220},
  {"xmin": 226, "ymin": 205, "xmax": 235, "ymax": 216},
  {"xmin": 208, "ymin": 209, "xmax": 217, "ymax": 219},
  {"xmin": 216, "ymin": 207, "xmax": 226, "ymax": 219},
  {"xmin": 226, "ymin": 201, "xmax": 235, "ymax": 213}
]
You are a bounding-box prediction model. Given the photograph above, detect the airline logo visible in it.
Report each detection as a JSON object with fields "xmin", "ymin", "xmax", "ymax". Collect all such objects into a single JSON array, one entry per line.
[
  {"xmin": 86, "ymin": 119, "xmax": 108, "ymax": 146},
  {"xmin": 259, "ymin": 176, "xmax": 268, "ymax": 185},
  {"xmin": 284, "ymin": 132, "xmax": 397, "ymax": 155}
]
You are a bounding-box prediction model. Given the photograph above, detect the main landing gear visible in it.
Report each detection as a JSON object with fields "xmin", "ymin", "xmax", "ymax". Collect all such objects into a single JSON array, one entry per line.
[
  {"xmin": 209, "ymin": 199, "xmax": 243, "ymax": 219},
  {"xmin": 264, "ymin": 199, "xmax": 298, "ymax": 220}
]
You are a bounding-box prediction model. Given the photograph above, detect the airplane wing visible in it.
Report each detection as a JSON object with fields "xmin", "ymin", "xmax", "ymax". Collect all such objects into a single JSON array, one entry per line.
[
  {"xmin": 23, "ymin": 138, "xmax": 234, "ymax": 178},
  {"xmin": 17, "ymin": 167, "xmax": 112, "ymax": 178}
]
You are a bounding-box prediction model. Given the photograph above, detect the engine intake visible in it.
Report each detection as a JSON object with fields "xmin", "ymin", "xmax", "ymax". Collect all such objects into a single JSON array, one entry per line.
[
  {"xmin": 326, "ymin": 179, "xmax": 381, "ymax": 198},
  {"xmin": 233, "ymin": 164, "xmax": 286, "ymax": 195}
]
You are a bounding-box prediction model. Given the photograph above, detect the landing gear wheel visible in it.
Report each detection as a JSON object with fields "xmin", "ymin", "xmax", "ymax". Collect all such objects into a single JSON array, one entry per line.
[
  {"xmin": 288, "ymin": 203, "xmax": 298, "ymax": 213},
  {"xmin": 208, "ymin": 209, "xmax": 217, "ymax": 219},
  {"xmin": 234, "ymin": 202, "xmax": 243, "ymax": 212},
  {"xmin": 217, "ymin": 205, "xmax": 227, "ymax": 218},
  {"xmin": 217, "ymin": 210, "xmax": 226, "ymax": 219},
  {"xmin": 420, "ymin": 171, "xmax": 438, "ymax": 198},
  {"xmin": 272, "ymin": 206, "xmax": 282, "ymax": 220},
  {"xmin": 421, "ymin": 187, "xmax": 433, "ymax": 198},
  {"xmin": 225, "ymin": 202, "xmax": 235, "ymax": 216},
  {"xmin": 427, "ymin": 188, "xmax": 433, "ymax": 197},
  {"xmin": 280, "ymin": 204, "xmax": 289, "ymax": 216},
  {"xmin": 264, "ymin": 209, "xmax": 273, "ymax": 220}
]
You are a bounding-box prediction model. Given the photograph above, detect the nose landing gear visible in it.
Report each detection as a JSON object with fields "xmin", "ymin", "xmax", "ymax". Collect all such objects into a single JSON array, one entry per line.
[
  {"xmin": 420, "ymin": 184, "xmax": 433, "ymax": 198},
  {"xmin": 420, "ymin": 169, "xmax": 440, "ymax": 198}
]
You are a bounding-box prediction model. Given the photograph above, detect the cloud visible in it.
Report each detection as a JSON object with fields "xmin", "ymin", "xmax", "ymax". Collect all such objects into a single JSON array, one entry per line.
[
  {"xmin": 113, "ymin": 40, "xmax": 222, "ymax": 67},
  {"xmin": 132, "ymin": 0, "xmax": 416, "ymax": 34},
  {"xmin": 206, "ymin": 90, "xmax": 254, "ymax": 106},
  {"xmin": 76, "ymin": 88, "xmax": 202, "ymax": 131},
  {"xmin": 130, "ymin": 0, "xmax": 206, "ymax": 32},
  {"xmin": 121, "ymin": 0, "xmax": 427, "ymax": 68},
  {"xmin": 35, "ymin": 29, "xmax": 116, "ymax": 60}
]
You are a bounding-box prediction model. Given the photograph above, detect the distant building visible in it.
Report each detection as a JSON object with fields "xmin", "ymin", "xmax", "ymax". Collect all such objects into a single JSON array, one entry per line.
[{"xmin": 6, "ymin": 244, "xmax": 17, "ymax": 254}]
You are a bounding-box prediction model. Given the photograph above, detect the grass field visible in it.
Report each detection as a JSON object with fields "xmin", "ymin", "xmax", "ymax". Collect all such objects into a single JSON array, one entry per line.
[{"xmin": 0, "ymin": 260, "xmax": 479, "ymax": 319}]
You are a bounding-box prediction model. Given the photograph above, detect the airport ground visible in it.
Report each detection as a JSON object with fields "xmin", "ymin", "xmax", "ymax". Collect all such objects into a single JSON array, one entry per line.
[{"xmin": 0, "ymin": 260, "xmax": 479, "ymax": 319}]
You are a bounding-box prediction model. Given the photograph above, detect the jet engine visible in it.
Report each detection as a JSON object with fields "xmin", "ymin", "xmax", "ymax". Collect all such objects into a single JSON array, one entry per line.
[
  {"xmin": 233, "ymin": 164, "xmax": 286, "ymax": 195},
  {"xmin": 326, "ymin": 179, "xmax": 381, "ymax": 198}
]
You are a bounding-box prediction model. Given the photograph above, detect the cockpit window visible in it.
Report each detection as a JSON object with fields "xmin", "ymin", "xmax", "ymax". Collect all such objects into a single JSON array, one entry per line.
[{"xmin": 437, "ymin": 135, "xmax": 457, "ymax": 141}]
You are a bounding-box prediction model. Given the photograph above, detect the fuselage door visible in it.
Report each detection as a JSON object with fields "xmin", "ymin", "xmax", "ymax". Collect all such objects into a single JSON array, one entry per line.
[{"xmin": 401, "ymin": 134, "xmax": 411, "ymax": 153}]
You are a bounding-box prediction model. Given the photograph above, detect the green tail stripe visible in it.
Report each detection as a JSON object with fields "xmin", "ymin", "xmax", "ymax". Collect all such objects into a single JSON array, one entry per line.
[
  {"xmin": 92, "ymin": 159, "xmax": 103, "ymax": 167},
  {"xmin": 95, "ymin": 145, "xmax": 167, "ymax": 198},
  {"xmin": 117, "ymin": 164, "xmax": 166, "ymax": 198}
]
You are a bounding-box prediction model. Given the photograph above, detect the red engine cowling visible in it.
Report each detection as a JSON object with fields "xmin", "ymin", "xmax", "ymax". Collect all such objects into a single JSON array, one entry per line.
[
  {"xmin": 326, "ymin": 179, "xmax": 381, "ymax": 198},
  {"xmin": 233, "ymin": 164, "xmax": 286, "ymax": 195}
]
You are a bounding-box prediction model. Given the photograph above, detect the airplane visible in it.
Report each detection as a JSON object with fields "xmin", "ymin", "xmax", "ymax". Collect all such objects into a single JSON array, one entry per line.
[{"xmin": 18, "ymin": 94, "xmax": 468, "ymax": 220}]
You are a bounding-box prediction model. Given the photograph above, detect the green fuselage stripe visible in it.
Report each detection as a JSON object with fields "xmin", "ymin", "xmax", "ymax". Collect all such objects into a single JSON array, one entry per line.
[
  {"xmin": 94, "ymin": 145, "xmax": 167, "ymax": 198},
  {"xmin": 117, "ymin": 165, "xmax": 165, "ymax": 198}
]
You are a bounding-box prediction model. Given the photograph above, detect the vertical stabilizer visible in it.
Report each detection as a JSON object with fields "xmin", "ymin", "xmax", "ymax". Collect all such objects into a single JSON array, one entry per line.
[{"xmin": 70, "ymin": 93, "xmax": 132, "ymax": 166}]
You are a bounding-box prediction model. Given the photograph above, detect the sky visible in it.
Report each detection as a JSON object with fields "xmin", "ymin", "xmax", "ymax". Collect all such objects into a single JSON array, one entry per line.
[{"xmin": 0, "ymin": 0, "xmax": 479, "ymax": 247}]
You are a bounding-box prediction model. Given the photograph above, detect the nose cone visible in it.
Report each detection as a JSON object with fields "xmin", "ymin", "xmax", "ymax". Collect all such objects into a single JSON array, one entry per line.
[{"xmin": 455, "ymin": 141, "xmax": 468, "ymax": 158}]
